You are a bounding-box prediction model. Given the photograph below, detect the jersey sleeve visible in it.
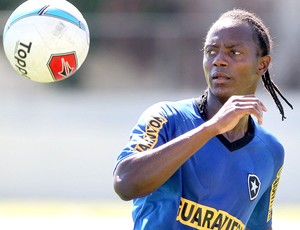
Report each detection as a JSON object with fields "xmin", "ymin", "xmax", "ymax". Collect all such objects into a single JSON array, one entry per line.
[
  {"xmin": 246, "ymin": 185, "xmax": 273, "ymax": 229},
  {"xmin": 246, "ymin": 140, "xmax": 284, "ymax": 230},
  {"xmin": 114, "ymin": 102, "xmax": 173, "ymax": 167}
]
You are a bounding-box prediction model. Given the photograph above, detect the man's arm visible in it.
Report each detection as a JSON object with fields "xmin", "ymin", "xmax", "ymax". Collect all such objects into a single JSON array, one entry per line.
[
  {"xmin": 113, "ymin": 120, "xmax": 218, "ymax": 200},
  {"xmin": 113, "ymin": 96, "xmax": 266, "ymax": 200}
]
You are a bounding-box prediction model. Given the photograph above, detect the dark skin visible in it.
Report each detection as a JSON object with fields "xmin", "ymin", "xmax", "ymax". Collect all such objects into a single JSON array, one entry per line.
[
  {"xmin": 203, "ymin": 20, "xmax": 270, "ymax": 142},
  {"xmin": 114, "ymin": 19, "xmax": 272, "ymax": 230}
]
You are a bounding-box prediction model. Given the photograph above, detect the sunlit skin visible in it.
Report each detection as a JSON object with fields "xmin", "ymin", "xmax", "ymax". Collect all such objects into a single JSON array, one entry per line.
[
  {"xmin": 203, "ymin": 21, "xmax": 261, "ymax": 101},
  {"xmin": 114, "ymin": 18, "xmax": 273, "ymax": 230},
  {"xmin": 203, "ymin": 19, "xmax": 270, "ymax": 142},
  {"xmin": 114, "ymin": 20, "xmax": 271, "ymax": 199},
  {"xmin": 203, "ymin": 20, "xmax": 272, "ymax": 230}
]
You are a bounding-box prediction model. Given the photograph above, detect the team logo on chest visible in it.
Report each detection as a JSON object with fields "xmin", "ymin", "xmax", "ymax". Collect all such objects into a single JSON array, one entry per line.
[{"xmin": 248, "ymin": 174, "xmax": 261, "ymax": 201}]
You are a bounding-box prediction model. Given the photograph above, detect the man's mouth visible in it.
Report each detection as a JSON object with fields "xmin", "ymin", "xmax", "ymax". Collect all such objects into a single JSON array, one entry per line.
[{"xmin": 212, "ymin": 72, "xmax": 231, "ymax": 82}]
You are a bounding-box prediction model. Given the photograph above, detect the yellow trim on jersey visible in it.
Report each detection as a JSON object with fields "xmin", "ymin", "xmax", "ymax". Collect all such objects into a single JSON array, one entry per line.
[
  {"xmin": 267, "ymin": 166, "xmax": 283, "ymax": 222},
  {"xmin": 134, "ymin": 115, "xmax": 167, "ymax": 152}
]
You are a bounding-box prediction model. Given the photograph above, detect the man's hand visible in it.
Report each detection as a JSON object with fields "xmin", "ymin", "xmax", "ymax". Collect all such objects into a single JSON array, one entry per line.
[{"xmin": 208, "ymin": 95, "xmax": 267, "ymax": 135}]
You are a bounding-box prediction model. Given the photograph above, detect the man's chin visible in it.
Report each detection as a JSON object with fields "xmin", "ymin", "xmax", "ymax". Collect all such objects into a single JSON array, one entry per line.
[{"xmin": 209, "ymin": 88, "xmax": 234, "ymax": 103}]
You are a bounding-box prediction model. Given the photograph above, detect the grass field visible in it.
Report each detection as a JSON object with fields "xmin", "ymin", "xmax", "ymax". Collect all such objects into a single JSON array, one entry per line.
[{"xmin": 0, "ymin": 200, "xmax": 298, "ymax": 229}]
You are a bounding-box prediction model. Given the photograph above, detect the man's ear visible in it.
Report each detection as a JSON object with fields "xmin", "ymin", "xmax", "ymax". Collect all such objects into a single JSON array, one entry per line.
[{"xmin": 258, "ymin": 55, "xmax": 271, "ymax": 76}]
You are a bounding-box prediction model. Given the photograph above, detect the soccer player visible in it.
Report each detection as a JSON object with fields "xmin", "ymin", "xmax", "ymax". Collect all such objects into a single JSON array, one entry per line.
[{"xmin": 113, "ymin": 9, "xmax": 293, "ymax": 230}]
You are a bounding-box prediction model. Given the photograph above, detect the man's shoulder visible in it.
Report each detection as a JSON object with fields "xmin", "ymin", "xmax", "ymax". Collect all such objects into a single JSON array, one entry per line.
[
  {"xmin": 254, "ymin": 124, "xmax": 284, "ymax": 150},
  {"xmin": 254, "ymin": 123, "xmax": 284, "ymax": 163},
  {"xmin": 144, "ymin": 98, "xmax": 197, "ymax": 117}
]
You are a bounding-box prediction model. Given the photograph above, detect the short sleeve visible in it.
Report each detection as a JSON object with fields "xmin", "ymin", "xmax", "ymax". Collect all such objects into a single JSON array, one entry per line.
[
  {"xmin": 246, "ymin": 167, "xmax": 283, "ymax": 229},
  {"xmin": 114, "ymin": 102, "xmax": 171, "ymax": 168},
  {"xmin": 246, "ymin": 186, "xmax": 272, "ymax": 229}
]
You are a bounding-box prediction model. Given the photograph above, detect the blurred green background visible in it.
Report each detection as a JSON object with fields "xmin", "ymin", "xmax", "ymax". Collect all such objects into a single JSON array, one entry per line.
[{"xmin": 0, "ymin": 0, "xmax": 299, "ymax": 229}]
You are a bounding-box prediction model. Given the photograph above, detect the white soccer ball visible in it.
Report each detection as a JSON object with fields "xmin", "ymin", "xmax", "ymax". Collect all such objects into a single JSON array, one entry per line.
[{"xmin": 3, "ymin": 0, "xmax": 90, "ymax": 83}]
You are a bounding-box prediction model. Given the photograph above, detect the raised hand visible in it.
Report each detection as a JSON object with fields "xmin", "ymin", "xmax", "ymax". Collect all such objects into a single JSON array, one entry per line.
[{"xmin": 208, "ymin": 95, "xmax": 268, "ymax": 135}]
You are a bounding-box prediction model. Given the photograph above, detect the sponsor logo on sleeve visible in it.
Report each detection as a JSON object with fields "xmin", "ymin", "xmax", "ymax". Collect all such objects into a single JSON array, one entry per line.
[
  {"xmin": 267, "ymin": 167, "xmax": 283, "ymax": 222},
  {"xmin": 134, "ymin": 115, "xmax": 167, "ymax": 152}
]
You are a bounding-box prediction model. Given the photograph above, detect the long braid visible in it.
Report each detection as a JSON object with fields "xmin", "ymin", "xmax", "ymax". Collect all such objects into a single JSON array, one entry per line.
[
  {"xmin": 197, "ymin": 89, "xmax": 208, "ymax": 120},
  {"xmin": 262, "ymin": 70, "xmax": 293, "ymax": 120}
]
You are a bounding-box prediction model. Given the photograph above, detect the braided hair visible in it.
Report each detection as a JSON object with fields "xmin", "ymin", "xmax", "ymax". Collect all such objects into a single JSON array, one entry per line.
[{"xmin": 200, "ymin": 9, "xmax": 293, "ymax": 121}]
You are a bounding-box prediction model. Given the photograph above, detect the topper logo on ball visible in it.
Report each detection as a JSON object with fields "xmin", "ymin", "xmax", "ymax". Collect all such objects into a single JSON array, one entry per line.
[{"xmin": 14, "ymin": 41, "xmax": 32, "ymax": 78}]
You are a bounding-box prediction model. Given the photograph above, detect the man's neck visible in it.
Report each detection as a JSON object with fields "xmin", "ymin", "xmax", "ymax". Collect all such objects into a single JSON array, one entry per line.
[{"xmin": 206, "ymin": 91, "xmax": 250, "ymax": 142}]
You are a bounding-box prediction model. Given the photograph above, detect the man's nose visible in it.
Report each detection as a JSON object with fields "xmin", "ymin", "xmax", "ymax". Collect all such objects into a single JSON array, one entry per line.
[{"xmin": 212, "ymin": 51, "xmax": 228, "ymax": 67}]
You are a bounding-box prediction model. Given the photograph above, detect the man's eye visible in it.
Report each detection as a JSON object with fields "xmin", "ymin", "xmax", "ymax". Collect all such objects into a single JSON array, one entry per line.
[
  {"xmin": 205, "ymin": 49, "xmax": 216, "ymax": 56},
  {"xmin": 231, "ymin": 50, "xmax": 241, "ymax": 55}
]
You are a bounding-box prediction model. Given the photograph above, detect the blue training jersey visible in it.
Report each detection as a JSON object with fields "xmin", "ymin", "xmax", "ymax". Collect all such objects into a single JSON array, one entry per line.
[{"xmin": 115, "ymin": 98, "xmax": 284, "ymax": 230}]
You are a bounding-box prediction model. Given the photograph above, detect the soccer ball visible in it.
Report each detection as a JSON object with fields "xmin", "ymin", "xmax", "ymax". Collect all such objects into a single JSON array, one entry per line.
[{"xmin": 3, "ymin": 0, "xmax": 90, "ymax": 83}]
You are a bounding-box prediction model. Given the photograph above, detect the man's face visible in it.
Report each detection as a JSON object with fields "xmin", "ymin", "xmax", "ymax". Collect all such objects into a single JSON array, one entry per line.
[{"xmin": 203, "ymin": 20, "xmax": 262, "ymax": 103}]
